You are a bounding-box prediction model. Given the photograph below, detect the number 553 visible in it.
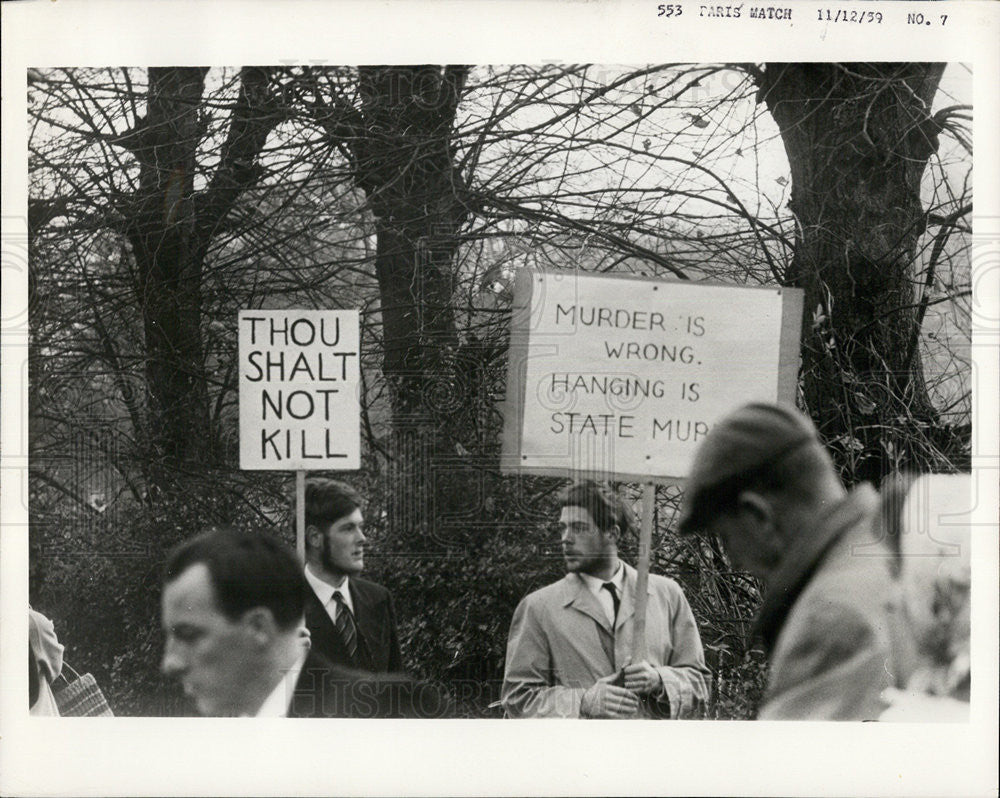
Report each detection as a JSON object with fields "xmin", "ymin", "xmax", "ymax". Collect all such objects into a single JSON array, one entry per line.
[{"xmin": 658, "ymin": 4, "xmax": 682, "ymax": 16}]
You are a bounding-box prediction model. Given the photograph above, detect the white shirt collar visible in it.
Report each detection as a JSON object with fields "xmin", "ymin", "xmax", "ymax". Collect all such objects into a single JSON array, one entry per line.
[
  {"xmin": 578, "ymin": 561, "xmax": 625, "ymax": 597},
  {"xmin": 304, "ymin": 564, "xmax": 353, "ymax": 614},
  {"xmin": 255, "ymin": 649, "xmax": 307, "ymax": 718}
]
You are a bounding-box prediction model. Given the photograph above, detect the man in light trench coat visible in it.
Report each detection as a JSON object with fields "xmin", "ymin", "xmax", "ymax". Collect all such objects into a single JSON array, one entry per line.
[{"xmin": 501, "ymin": 481, "xmax": 709, "ymax": 719}]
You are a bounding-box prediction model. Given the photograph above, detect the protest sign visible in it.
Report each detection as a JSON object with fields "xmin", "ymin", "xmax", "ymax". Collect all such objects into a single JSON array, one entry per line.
[
  {"xmin": 501, "ymin": 268, "xmax": 802, "ymax": 483},
  {"xmin": 239, "ymin": 309, "xmax": 360, "ymax": 470}
]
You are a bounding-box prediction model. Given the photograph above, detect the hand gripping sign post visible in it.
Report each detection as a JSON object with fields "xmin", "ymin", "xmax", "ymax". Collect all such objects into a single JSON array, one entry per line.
[
  {"xmin": 239, "ymin": 310, "xmax": 360, "ymax": 559},
  {"xmin": 501, "ymin": 268, "xmax": 802, "ymax": 665}
]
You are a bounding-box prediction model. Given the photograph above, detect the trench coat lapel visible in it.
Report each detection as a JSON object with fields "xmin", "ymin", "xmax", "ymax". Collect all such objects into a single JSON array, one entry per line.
[
  {"xmin": 615, "ymin": 562, "xmax": 636, "ymax": 632},
  {"xmin": 614, "ymin": 563, "xmax": 654, "ymax": 633},
  {"xmin": 563, "ymin": 574, "xmax": 613, "ymax": 635},
  {"xmin": 616, "ymin": 566, "xmax": 635, "ymax": 633}
]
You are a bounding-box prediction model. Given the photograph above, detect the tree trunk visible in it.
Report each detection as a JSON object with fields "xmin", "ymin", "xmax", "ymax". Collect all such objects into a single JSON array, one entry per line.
[
  {"xmin": 125, "ymin": 67, "xmax": 212, "ymax": 480},
  {"xmin": 754, "ymin": 63, "xmax": 953, "ymax": 482},
  {"xmin": 352, "ymin": 66, "xmax": 472, "ymax": 540},
  {"xmin": 118, "ymin": 67, "xmax": 288, "ymax": 487},
  {"xmin": 355, "ymin": 66, "xmax": 468, "ymax": 415}
]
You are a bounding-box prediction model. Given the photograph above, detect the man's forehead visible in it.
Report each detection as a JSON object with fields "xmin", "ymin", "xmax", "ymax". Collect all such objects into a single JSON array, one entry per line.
[
  {"xmin": 559, "ymin": 505, "xmax": 597, "ymax": 525},
  {"xmin": 163, "ymin": 563, "xmax": 219, "ymax": 614},
  {"xmin": 331, "ymin": 507, "xmax": 364, "ymax": 526}
]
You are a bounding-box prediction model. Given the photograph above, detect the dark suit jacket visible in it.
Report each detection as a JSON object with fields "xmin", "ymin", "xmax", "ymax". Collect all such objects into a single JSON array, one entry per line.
[
  {"xmin": 288, "ymin": 650, "xmax": 450, "ymax": 719},
  {"xmin": 304, "ymin": 576, "xmax": 403, "ymax": 673}
]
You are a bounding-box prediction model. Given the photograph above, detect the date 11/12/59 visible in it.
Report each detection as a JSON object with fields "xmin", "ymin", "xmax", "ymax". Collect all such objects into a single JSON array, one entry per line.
[{"xmin": 817, "ymin": 8, "xmax": 883, "ymax": 23}]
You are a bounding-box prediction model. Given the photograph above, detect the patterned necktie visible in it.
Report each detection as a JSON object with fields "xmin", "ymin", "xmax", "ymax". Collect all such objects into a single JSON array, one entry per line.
[
  {"xmin": 332, "ymin": 592, "xmax": 359, "ymax": 662},
  {"xmin": 602, "ymin": 582, "xmax": 620, "ymax": 627}
]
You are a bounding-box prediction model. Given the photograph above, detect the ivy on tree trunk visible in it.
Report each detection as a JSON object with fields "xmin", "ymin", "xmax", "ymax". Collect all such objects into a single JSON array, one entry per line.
[{"xmin": 752, "ymin": 62, "xmax": 958, "ymax": 483}]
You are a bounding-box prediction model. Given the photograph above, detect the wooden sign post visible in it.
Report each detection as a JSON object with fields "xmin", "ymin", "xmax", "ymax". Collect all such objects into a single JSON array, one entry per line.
[
  {"xmin": 631, "ymin": 482, "xmax": 656, "ymax": 663},
  {"xmin": 295, "ymin": 470, "xmax": 306, "ymax": 561},
  {"xmin": 500, "ymin": 268, "xmax": 802, "ymax": 670},
  {"xmin": 238, "ymin": 309, "xmax": 361, "ymax": 558}
]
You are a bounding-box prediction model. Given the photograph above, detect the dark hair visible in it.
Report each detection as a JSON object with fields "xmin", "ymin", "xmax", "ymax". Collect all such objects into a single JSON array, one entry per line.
[
  {"xmin": 558, "ymin": 481, "xmax": 635, "ymax": 535},
  {"xmin": 163, "ymin": 527, "xmax": 306, "ymax": 631},
  {"xmin": 680, "ymin": 441, "xmax": 832, "ymax": 533},
  {"xmin": 305, "ymin": 478, "xmax": 363, "ymax": 531}
]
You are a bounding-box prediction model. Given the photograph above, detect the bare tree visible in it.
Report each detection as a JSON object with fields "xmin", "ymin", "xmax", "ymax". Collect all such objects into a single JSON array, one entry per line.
[
  {"xmin": 749, "ymin": 62, "xmax": 971, "ymax": 481},
  {"xmin": 30, "ymin": 67, "xmax": 292, "ymax": 488}
]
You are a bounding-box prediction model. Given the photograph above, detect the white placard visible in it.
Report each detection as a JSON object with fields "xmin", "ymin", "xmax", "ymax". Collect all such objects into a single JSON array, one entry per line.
[
  {"xmin": 238, "ymin": 309, "xmax": 360, "ymax": 470},
  {"xmin": 503, "ymin": 269, "xmax": 801, "ymax": 482}
]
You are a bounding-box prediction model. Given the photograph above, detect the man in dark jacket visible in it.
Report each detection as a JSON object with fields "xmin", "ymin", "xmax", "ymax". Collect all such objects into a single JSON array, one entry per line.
[
  {"xmin": 677, "ymin": 402, "xmax": 917, "ymax": 720},
  {"xmin": 301, "ymin": 478, "xmax": 402, "ymax": 673},
  {"xmin": 160, "ymin": 527, "xmax": 446, "ymax": 718}
]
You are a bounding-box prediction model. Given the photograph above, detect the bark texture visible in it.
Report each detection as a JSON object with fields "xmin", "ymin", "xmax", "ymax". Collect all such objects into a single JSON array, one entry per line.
[
  {"xmin": 754, "ymin": 63, "xmax": 954, "ymax": 482},
  {"xmin": 354, "ymin": 66, "xmax": 470, "ymax": 420},
  {"xmin": 313, "ymin": 66, "xmax": 472, "ymax": 538},
  {"xmin": 121, "ymin": 67, "xmax": 285, "ymax": 481}
]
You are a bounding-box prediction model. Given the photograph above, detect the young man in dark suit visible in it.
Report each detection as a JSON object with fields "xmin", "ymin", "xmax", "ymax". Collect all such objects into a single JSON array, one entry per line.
[
  {"xmin": 302, "ymin": 478, "xmax": 403, "ymax": 673},
  {"xmin": 160, "ymin": 527, "xmax": 446, "ymax": 717}
]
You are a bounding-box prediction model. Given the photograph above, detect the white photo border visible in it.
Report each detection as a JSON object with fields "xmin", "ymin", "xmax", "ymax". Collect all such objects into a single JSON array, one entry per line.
[{"xmin": 2, "ymin": 2, "xmax": 997, "ymax": 796}]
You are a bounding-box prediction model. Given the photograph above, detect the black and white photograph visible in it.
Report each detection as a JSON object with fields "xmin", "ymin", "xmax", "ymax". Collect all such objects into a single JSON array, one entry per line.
[{"xmin": 2, "ymin": 2, "xmax": 998, "ymax": 796}]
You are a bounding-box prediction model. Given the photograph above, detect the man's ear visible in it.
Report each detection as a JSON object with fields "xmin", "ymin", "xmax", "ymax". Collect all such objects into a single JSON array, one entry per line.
[
  {"xmin": 304, "ymin": 524, "xmax": 321, "ymax": 550},
  {"xmin": 241, "ymin": 607, "xmax": 278, "ymax": 646},
  {"xmin": 604, "ymin": 524, "xmax": 621, "ymax": 547},
  {"xmin": 736, "ymin": 490, "xmax": 784, "ymax": 564},
  {"xmin": 736, "ymin": 490, "xmax": 773, "ymax": 527}
]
